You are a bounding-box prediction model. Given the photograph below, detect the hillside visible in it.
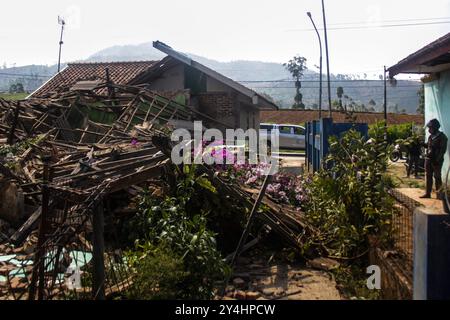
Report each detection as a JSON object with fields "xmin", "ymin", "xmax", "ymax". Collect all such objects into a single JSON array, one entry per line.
[{"xmin": 0, "ymin": 42, "xmax": 421, "ymax": 113}]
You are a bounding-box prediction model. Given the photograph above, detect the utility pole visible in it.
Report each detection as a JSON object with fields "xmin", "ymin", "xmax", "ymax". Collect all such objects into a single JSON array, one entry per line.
[
  {"xmin": 307, "ymin": 12, "xmax": 323, "ymax": 119},
  {"xmin": 57, "ymin": 16, "xmax": 66, "ymax": 73},
  {"xmin": 321, "ymin": 0, "xmax": 332, "ymax": 118}
]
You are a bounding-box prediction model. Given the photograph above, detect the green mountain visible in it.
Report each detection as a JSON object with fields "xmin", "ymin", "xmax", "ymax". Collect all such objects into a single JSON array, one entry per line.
[{"xmin": 0, "ymin": 42, "xmax": 421, "ymax": 114}]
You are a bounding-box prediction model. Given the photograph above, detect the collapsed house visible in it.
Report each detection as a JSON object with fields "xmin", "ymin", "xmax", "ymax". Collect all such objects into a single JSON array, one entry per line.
[
  {"xmin": 29, "ymin": 41, "xmax": 278, "ymax": 132},
  {"xmin": 0, "ymin": 57, "xmax": 306, "ymax": 300}
]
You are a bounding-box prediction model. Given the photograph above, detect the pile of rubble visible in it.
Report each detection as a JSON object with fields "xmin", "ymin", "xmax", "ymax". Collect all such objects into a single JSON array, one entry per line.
[{"xmin": 0, "ymin": 84, "xmax": 314, "ymax": 300}]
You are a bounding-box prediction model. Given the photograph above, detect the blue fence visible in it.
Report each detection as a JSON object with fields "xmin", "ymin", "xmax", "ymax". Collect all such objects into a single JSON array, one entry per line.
[{"xmin": 306, "ymin": 118, "xmax": 369, "ymax": 172}]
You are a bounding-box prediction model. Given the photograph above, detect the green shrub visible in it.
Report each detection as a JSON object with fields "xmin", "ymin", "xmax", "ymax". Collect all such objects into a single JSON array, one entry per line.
[
  {"xmin": 369, "ymin": 121, "xmax": 415, "ymax": 145},
  {"xmin": 126, "ymin": 243, "xmax": 188, "ymax": 300},
  {"xmin": 302, "ymin": 122, "xmax": 395, "ymax": 258},
  {"xmin": 124, "ymin": 164, "xmax": 230, "ymax": 300}
]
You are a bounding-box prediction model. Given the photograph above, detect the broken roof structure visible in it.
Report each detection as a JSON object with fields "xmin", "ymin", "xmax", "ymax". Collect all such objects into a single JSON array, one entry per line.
[
  {"xmin": 150, "ymin": 41, "xmax": 277, "ymax": 110},
  {"xmin": 0, "ymin": 84, "xmax": 305, "ymax": 300},
  {"xmin": 29, "ymin": 61, "xmax": 157, "ymax": 98},
  {"xmin": 29, "ymin": 42, "xmax": 278, "ymax": 111}
]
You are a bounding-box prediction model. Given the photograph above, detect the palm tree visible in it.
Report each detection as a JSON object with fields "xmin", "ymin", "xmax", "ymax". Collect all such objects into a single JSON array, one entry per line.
[
  {"xmin": 284, "ymin": 56, "xmax": 307, "ymax": 109},
  {"xmin": 336, "ymin": 87, "xmax": 344, "ymax": 111}
]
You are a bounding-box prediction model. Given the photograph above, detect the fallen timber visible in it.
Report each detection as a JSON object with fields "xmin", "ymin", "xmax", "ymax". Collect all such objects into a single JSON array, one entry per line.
[{"xmin": 1, "ymin": 84, "xmax": 317, "ymax": 300}]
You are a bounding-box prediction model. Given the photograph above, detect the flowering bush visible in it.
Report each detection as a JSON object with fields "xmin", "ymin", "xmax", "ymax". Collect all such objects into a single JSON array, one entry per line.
[
  {"xmin": 217, "ymin": 161, "xmax": 309, "ymax": 209},
  {"xmin": 266, "ymin": 174, "xmax": 310, "ymax": 208}
]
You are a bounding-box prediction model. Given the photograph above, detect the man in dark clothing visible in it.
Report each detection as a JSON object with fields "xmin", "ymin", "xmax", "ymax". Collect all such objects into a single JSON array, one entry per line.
[
  {"xmin": 406, "ymin": 134, "xmax": 422, "ymax": 178},
  {"xmin": 421, "ymin": 119, "xmax": 448, "ymax": 199}
]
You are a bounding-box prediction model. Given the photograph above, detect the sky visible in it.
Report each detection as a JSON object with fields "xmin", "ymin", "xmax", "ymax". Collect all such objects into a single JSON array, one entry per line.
[{"xmin": 1, "ymin": 0, "xmax": 449, "ymax": 78}]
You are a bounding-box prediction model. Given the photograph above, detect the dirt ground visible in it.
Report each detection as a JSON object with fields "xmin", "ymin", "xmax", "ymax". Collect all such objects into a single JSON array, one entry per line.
[
  {"xmin": 222, "ymin": 247, "xmax": 342, "ymax": 301},
  {"xmin": 387, "ymin": 160, "xmax": 426, "ymax": 190}
]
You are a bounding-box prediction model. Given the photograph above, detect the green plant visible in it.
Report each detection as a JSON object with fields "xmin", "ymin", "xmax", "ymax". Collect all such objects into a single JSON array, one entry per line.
[
  {"xmin": 369, "ymin": 121, "xmax": 416, "ymax": 146},
  {"xmin": 332, "ymin": 265, "xmax": 381, "ymax": 300},
  {"xmin": 126, "ymin": 243, "xmax": 188, "ymax": 300},
  {"xmin": 124, "ymin": 164, "xmax": 231, "ymax": 300},
  {"xmin": 302, "ymin": 122, "xmax": 395, "ymax": 258},
  {"xmin": 0, "ymin": 135, "xmax": 45, "ymax": 157}
]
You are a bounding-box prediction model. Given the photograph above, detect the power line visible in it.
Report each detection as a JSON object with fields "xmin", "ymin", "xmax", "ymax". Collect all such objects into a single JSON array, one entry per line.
[
  {"xmin": 327, "ymin": 16, "xmax": 450, "ymax": 26},
  {"xmin": 0, "ymin": 72, "xmax": 53, "ymax": 79},
  {"xmin": 289, "ymin": 20, "xmax": 450, "ymax": 32}
]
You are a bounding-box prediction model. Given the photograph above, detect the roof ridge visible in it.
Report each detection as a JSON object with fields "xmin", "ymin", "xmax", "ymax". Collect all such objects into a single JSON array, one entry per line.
[{"xmin": 67, "ymin": 60, "xmax": 158, "ymax": 66}]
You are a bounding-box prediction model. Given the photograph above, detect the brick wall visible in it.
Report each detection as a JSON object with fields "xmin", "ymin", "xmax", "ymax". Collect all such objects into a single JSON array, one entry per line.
[
  {"xmin": 197, "ymin": 92, "xmax": 234, "ymax": 117},
  {"xmin": 196, "ymin": 92, "xmax": 236, "ymax": 128}
]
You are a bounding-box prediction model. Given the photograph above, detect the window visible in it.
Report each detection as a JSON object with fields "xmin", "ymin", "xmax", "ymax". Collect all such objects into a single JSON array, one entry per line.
[
  {"xmin": 279, "ymin": 126, "xmax": 292, "ymax": 134},
  {"xmin": 260, "ymin": 124, "xmax": 274, "ymax": 132},
  {"xmin": 293, "ymin": 127, "xmax": 305, "ymax": 135}
]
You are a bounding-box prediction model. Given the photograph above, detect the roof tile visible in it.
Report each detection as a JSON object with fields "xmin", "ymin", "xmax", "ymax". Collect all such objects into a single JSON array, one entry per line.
[
  {"xmin": 31, "ymin": 61, "xmax": 157, "ymax": 98},
  {"xmin": 261, "ymin": 110, "xmax": 424, "ymax": 126}
]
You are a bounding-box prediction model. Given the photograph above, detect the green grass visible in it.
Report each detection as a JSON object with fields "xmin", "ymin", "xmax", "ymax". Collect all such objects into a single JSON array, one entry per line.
[{"xmin": 0, "ymin": 92, "xmax": 28, "ymax": 101}]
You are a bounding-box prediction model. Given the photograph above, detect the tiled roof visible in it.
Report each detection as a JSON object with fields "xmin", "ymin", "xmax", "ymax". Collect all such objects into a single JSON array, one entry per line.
[
  {"xmin": 31, "ymin": 61, "xmax": 157, "ymax": 98},
  {"xmin": 261, "ymin": 110, "xmax": 424, "ymax": 126}
]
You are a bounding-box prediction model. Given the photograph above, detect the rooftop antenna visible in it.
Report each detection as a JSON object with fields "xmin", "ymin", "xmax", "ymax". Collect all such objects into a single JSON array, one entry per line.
[{"xmin": 57, "ymin": 16, "xmax": 66, "ymax": 73}]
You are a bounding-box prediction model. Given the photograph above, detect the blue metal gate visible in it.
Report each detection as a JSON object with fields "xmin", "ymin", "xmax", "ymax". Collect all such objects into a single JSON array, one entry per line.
[{"xmin": 306, "ymin": 118, "xmax": 368, "ymax": 172}]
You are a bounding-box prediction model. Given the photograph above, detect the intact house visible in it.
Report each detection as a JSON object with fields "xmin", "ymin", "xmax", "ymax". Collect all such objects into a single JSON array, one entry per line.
[
  {"xmin": 388, "ymin": 32, "xmax": 450, "ymax": 178},
  {"xmin": 29, "ymin": 41, "xmax": 278, "ymax": 133}
]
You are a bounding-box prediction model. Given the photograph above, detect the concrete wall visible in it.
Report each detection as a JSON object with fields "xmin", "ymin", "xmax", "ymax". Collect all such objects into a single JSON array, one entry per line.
[
  {"xmin": 425, "ymin": 69, "xmax": 450, "ymax": 178},
  {"xmin": 238, "ymin": 103, "xmax": 260, "ymax": 131},
  {"xmin": 146, "ymin": 65, "xmax": 262, "ymax": 131},
  {"xmin": 206, "ymin": 76, "xmax": 233, "ymax": 93},
  {"xmin": 146, "ymin": 64, "xmax": 184, "ymax": 92},
  {"xmin": 413, "ymin": 207, "xmax": 450, "ymax": 300}
]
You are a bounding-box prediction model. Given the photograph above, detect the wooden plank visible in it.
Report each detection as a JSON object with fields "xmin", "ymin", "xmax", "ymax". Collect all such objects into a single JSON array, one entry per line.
[
  {"xmin": 10, "ymin": 205, "xmax": 45, "ymax": 245},
  {"xmin": 107, "ymin": 160, "xmax": 168, "ymax": 193}
]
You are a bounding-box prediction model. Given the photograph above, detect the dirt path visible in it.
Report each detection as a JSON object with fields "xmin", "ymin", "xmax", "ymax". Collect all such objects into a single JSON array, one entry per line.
[{"xmin": 222, "ymin": 251, "xmax": 342, "ymax": 300}]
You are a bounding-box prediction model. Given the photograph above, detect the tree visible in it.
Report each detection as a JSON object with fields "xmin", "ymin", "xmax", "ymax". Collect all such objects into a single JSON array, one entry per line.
[
  {"xmin": 368, "ymin": 99, "xmax": 376, "ymax": 108},
  {"xmin": 15, "ymin": 82, "xmax": 24, "ymax": 93},
  {"xmin": 417, "ymin": 85, "xmax": 424, "ymax": 114},
  {"xmin": 336, "ymin": 87, "xmax": 344, "ymax": 111},
  {"xmin": 9, "ymin": 82, "xmax": 24, "ymax": 93},
  {"xmin": 9, "ymin": 84, "xmax": 17, "ymax": 94},
  {"xmin": 331, "ymin": 100, "xmax": 340, "ymax": 111},
  {"xmin": 284, "ymin": 56, "xmax": 307, "ymax": 109}
]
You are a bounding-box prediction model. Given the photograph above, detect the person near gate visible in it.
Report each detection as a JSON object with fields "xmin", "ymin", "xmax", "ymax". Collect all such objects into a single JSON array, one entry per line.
[{"xmin": 421, "ymin": 119, "xmax": 448, "ymax": 199}]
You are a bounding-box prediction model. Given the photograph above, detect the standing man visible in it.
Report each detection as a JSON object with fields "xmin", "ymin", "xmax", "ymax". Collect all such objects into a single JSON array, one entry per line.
[
  {"xmin": 421, "ymin": 119, "xmax": 448, "ymax": 199},
  {"xmin": 406, "ymin": 131, "xmax": 422, "ymax": 179}
]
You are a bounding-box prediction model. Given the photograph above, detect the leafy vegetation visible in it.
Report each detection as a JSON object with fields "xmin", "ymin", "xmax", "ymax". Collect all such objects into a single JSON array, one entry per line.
[
  {"xmin": 369, "ymin": 121, "xmax": 417, "ymax": 145},
  {"xmin": 124, "ymin": 165, "xmax": 231, "ymax": 300},
  {"xmin": 302, "ymin": 122, "xmax": 395, "ymax": 259},
  {"xmin": 0, "ymin": 135, "xmax": 46, "ymax": 157}
]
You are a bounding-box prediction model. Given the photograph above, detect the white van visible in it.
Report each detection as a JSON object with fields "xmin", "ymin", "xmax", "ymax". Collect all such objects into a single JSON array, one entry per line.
[{"xmin": 260, "ymin": 123, "xmax": 306, "ymax": 150}]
